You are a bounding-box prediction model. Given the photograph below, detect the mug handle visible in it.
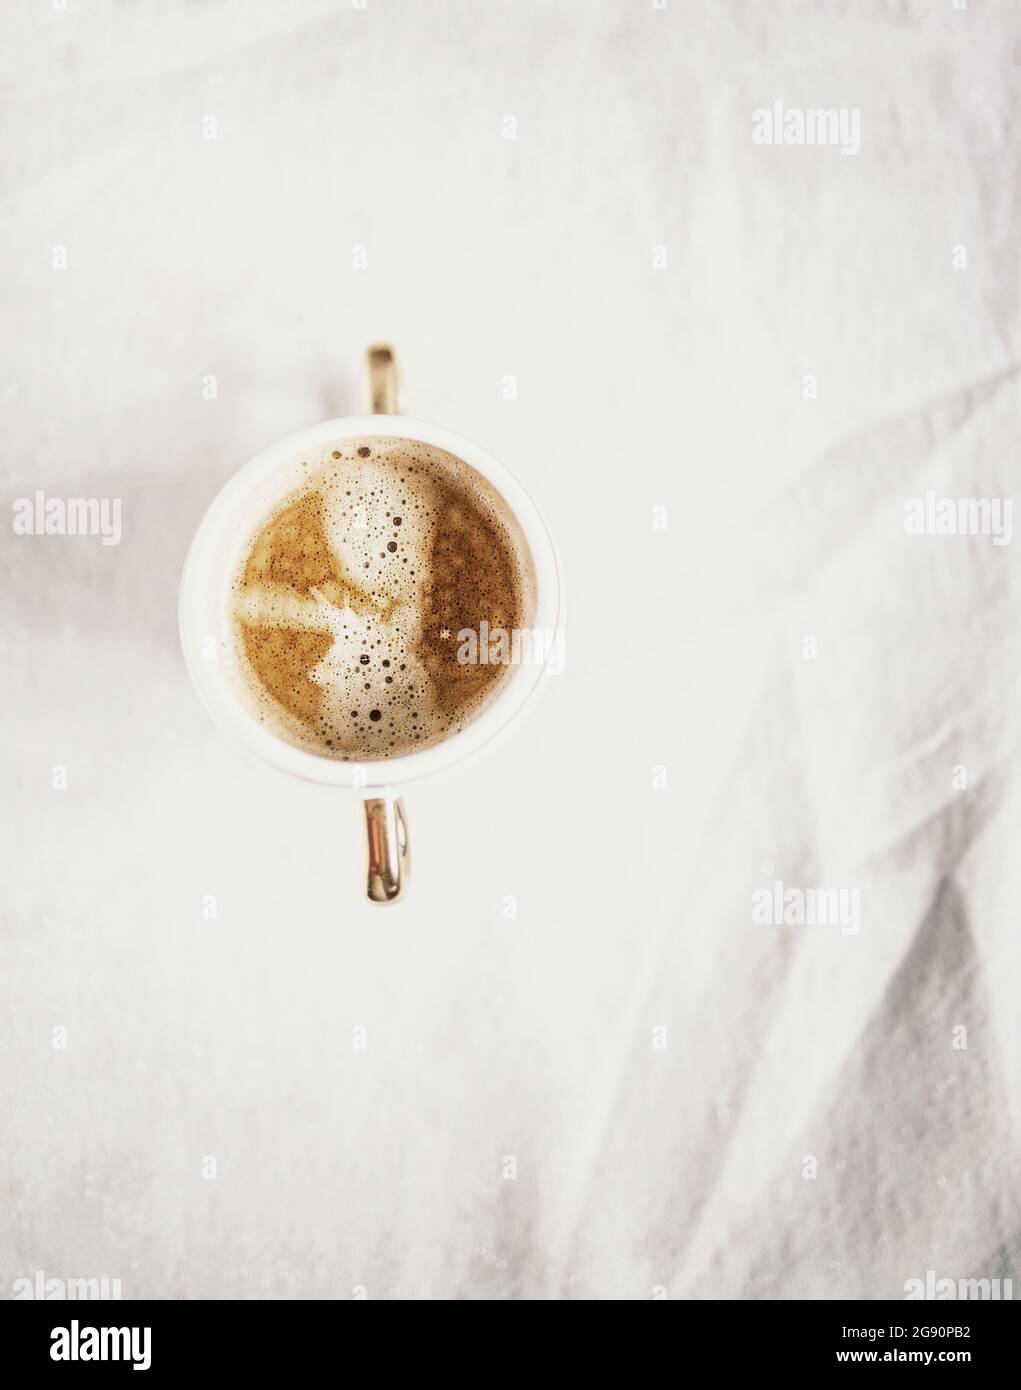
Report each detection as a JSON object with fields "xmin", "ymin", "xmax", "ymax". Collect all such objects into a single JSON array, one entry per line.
[
  {"xmin": 362, "ymin": 346, "xmax": 410, "ymax": 904},
  {"xmin": 363, "ymin": 793, "xmax": 410, "ymax": 904}
]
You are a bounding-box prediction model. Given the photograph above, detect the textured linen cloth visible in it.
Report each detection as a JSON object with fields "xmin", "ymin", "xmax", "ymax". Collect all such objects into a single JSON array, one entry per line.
[{"xmin": 2, "ymin": 0, "xmax": 1019, "ymax": 1299}]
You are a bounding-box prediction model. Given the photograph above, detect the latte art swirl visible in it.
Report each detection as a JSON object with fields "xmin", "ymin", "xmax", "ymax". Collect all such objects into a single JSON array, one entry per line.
[{"xmin": 230, "ymin": 436, "xmax": 536, "ymax": 760}]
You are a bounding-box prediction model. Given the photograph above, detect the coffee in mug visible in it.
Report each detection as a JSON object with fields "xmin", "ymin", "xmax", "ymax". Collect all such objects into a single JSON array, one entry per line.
[{"xmin": 231, "ymin": 435, "xmax": 536, "ymax": 761}]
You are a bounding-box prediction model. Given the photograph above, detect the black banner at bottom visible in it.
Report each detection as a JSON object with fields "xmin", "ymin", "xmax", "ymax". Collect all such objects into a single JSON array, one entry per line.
[{"xmin": 1, "ymin": 1297, "xmax": 1012, "ymax": 1376}]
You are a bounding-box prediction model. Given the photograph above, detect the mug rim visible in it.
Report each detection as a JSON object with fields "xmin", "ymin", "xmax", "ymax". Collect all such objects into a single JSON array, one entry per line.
[{"xmin": 178, "ymin": 414, "xmax": 562, "ymax": 790}]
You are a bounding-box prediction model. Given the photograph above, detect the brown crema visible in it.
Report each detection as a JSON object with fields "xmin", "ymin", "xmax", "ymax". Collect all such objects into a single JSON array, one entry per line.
[{"xmin": 230, "ymin": 436, "xmax": 535, "ymax": 760}]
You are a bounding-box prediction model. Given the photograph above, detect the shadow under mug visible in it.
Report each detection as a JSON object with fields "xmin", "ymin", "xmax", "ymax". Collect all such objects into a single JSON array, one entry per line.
[{"xmin": 178, "ymin": 347, "xmax": 562, "ymax": 904}]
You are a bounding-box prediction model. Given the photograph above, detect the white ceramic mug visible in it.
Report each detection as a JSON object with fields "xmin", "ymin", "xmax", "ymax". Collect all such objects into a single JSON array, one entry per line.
[{"xmin": 178, "ymin": 347, "xmax": 562, "ymax": 904}]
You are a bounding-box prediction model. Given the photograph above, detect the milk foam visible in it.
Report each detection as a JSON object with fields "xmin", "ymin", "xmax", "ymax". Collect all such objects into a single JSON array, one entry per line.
[{"xmin": 230, "ymin": 436, "xmax": 535, "ymax": 760}]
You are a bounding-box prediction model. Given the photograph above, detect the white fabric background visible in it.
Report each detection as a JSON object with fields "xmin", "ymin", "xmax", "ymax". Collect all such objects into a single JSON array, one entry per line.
[{"xmin": 2, "ymin": 0, "xmax": 1020, "ymax": 1299}]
